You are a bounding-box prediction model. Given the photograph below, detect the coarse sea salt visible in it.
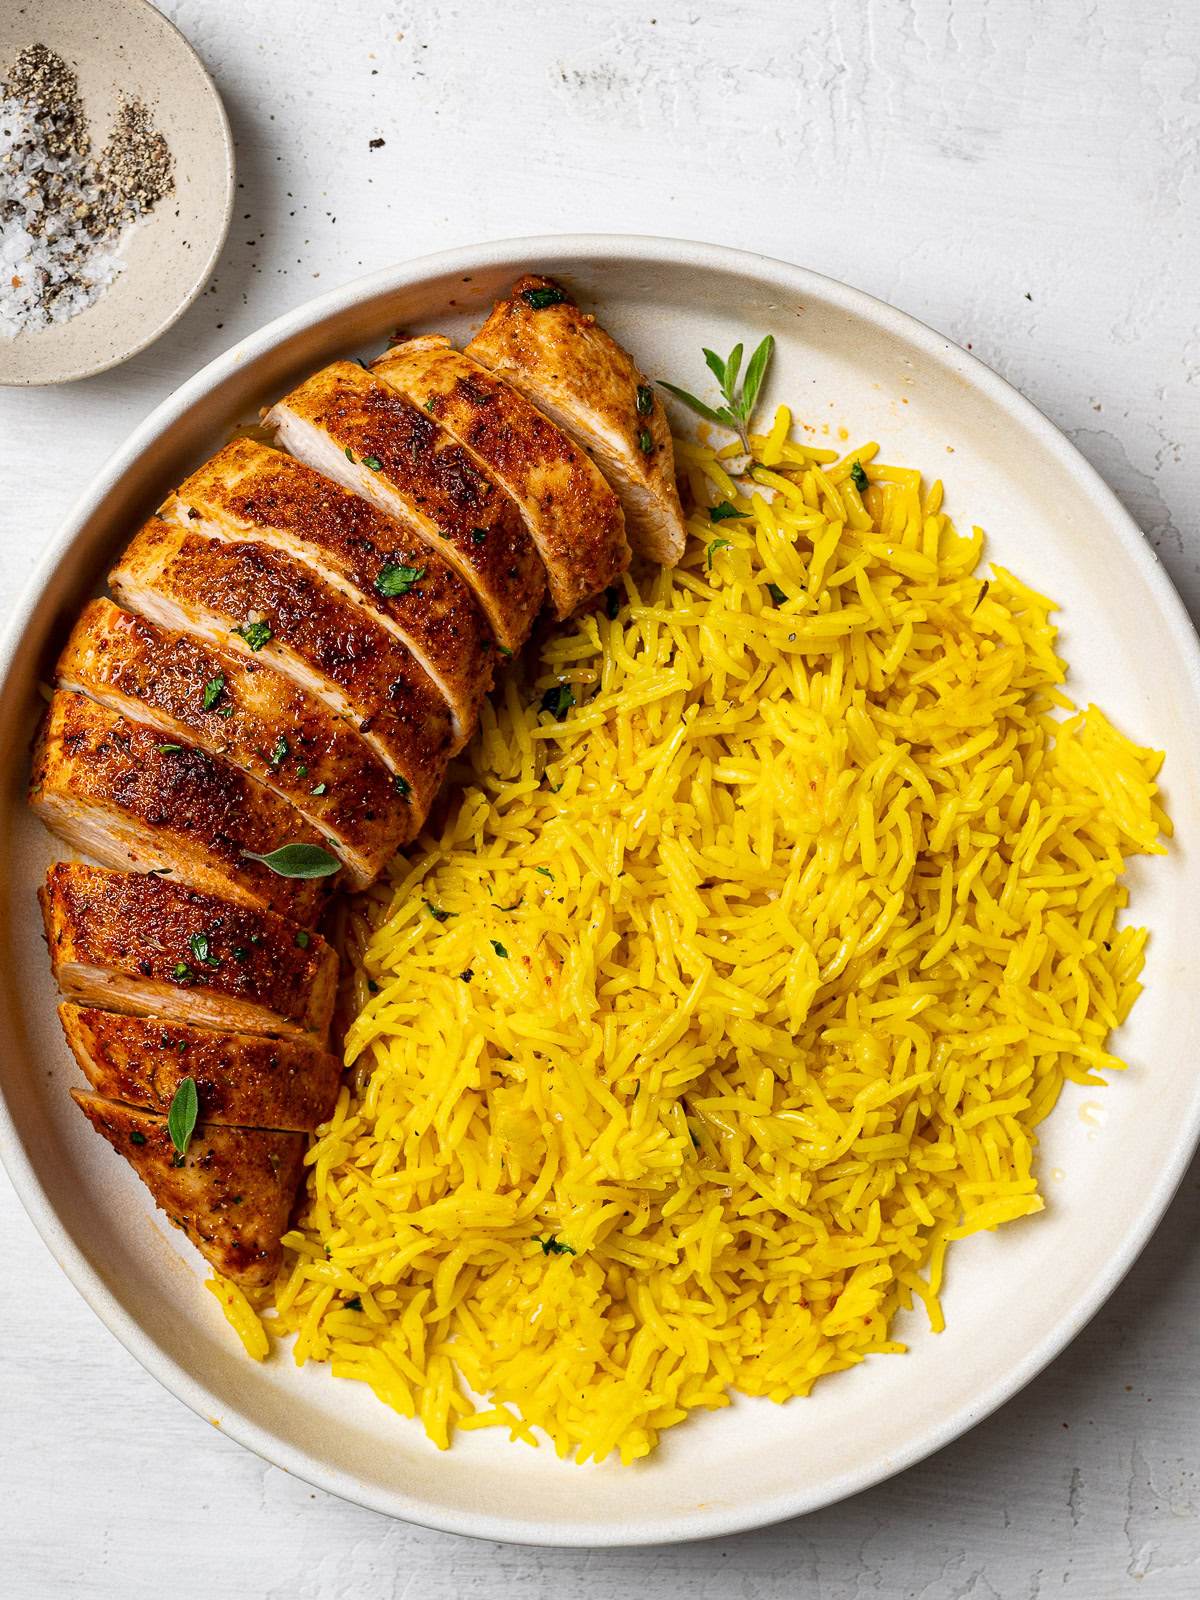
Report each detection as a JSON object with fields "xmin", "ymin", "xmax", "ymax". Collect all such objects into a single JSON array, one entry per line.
[
  {"xmin": 0, "ymin": 44, "xmax": 173, "ymax": 341},
  {"xmin": 0, "ymin": 91, "xmax": 126, "ymax": 338}
]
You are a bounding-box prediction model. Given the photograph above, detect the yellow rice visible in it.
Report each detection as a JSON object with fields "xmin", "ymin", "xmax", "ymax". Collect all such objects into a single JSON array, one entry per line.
[{"xmin": 240, "ymin": 407, "xmax": 1169, "ymax": 1465}]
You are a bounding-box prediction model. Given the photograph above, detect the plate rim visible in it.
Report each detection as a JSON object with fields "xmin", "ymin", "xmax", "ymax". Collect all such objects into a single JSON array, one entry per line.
[{"xmin": 2, "ymin": 231, "xmax": 1199, "ymax": 1546}]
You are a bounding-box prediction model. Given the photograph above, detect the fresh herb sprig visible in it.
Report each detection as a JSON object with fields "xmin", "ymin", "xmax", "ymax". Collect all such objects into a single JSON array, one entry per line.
[
  {"xmin": 657, "ymin": 335, "xmax": 775, "ymax": 453},
  {"xmin": 167, "ymin": 1077, "xmax": 199, "ymax": 1159}
]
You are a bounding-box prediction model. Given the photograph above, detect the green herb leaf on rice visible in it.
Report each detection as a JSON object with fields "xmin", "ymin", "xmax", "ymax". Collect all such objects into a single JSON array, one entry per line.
[
  {"xmin": 850, "ymin": 459, "xmax": 869, "ymax": 493},
  {"xmin": 707, "ymin": 538, "xmax": 732, "ymax": 571},
  {"xmin": 241, "ymin": 842, "xmax": 341, "ymax": 879},
  {"xmin": 709, "ymin": 502, "xmax": 748, "ymax": 522},
  {"xmin": 168, "ymin": 1076, "xmax": 199, "ymax": 1158},
  {"xmin": 540, "ymin": 684, "xmax": 575, "ymax": 721},
  {"xmin": 658, "ymin": 333, "xmax": 774, "ymax": 454}
]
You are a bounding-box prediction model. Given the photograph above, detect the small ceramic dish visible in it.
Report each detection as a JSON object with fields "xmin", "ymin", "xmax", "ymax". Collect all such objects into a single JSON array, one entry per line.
[{"xmin": 0, "ymin": 0, "xmax": 233, "ymax": 386}]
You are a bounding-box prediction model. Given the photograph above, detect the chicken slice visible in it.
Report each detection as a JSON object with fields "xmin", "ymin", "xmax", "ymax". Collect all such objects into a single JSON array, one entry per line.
[
  {"xmin": 264, "ymin": 361, "xmax": 545, "ymax": 652},
  {"xmin": 30, "ymin": 692, "xmax": 337, "ymax": 925},
  {"xmin": 163, "ymin": 439, "xmax": 491, "ymax": 748},
  {"xmin": 41, "ymin": 863, "xmax": 337, "ymax": 1044},
  {"xmin": 71, "ymin": 1089, "xmax": 305, "ymax": 1286},
  {"xmin": 466, "ymin": 275, "xmax": 687, "ymax": 566},
  {"xmin": 111, "ymin": 518, "xmax": 452, "ymax": 802},
  {"xmin": 371, "ymin": 337, "xmax": 630, "ymax": 618},
  {"xmin": 56, "ymin": 599, "xmax": 408, "ymax": 889},
  {"xmin": 60, "ymin": 1005, "xmax": 341, "ymax": 1133}
]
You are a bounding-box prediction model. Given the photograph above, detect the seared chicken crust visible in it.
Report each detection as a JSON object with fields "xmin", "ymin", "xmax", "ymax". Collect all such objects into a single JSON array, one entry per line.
[
  {"xmin": 56, "ymin": 599, "xmax": 409, "ymax": 888},
  {"xmin": 30, "ymin": 692, "xmax": 337, "ymax": 924},
  {"xmin": 165, "ymin": 439, "xmax": 491, "ymax": 747},
  {"xmin": 265, "ymin": 361, "xmax": 545, "ymax": 652},
  {"xmin": 71, "ymin": 1089, "xmax": 306, "ymax": 1286},
  {"xmin": 372, "ymin": 337, "xmax": 630, "ymax": 618},
  {"xmin": 41, "ymin": 863, "xmax": 338, "ymax": 1043},
  {"xmin": 111, "ymin": 518, "xmax": 452, "ymax": 806},
  {"xmin": 467, "ymin": 275, "xmax": 687, "ymax": 566},
  {"xmin": 60, "ymin": 1005, "xmax": 341, "ymax": 1133}
]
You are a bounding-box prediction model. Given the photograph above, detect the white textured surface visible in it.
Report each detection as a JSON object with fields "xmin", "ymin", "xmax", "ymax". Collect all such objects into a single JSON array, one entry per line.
[{"xmin": 1, "ymin": 1, "xmax": 1198, "ymax": 1593}]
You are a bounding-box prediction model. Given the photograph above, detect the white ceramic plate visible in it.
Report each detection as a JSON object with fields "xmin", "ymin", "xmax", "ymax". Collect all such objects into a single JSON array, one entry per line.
[{"xmin": 2, "ymin": 236, "xmax": 1199, "ymax": 1547}]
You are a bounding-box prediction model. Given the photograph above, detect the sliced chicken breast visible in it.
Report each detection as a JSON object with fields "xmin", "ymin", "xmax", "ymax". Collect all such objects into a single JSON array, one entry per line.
[
  {"xmin": 71, "ymin": 1089, "xmax": 305, "ymax": 1286},
  {"xmin": 56, "ymin": 599, "xmax": 408, "ymax": 889},
  {"xmin": 60, "ymin": 1005, "xmax": 341, "ymax": 1133},
  {"xmin": 466, "ymin": 275, "xmax": 687, "ymax": 566},
  {"xmin": 371, "ymin": 337, "xmax": 630, "ymax": 618},
  {"xmin": 30, "ymin": 692, "xmax": 337, "ymax": 925},
  {"xmin": 163, "ymin": 439, "xmax": 491, "ymax": 748},
  {"xmin": 264, "ymin": 361, "xmax": 545, "ymax": 652},
  {"xmin": 111, "ymin": 518, "xmax": 452, "ymax": 804},
  {"xmin": 41, "ymin": 863, "xmax": 338, "ymax": 1043}
]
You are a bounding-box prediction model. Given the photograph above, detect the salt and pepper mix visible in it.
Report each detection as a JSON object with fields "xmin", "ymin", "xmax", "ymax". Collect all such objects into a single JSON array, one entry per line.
[{"xmin": 0, "ymin": 43, "xmax": 173, "ymax": 339}]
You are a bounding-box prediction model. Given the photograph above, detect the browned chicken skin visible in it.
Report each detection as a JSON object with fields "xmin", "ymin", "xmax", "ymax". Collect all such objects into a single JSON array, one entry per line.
[
  {"xmin": 32, "ymin": 279, "xmax": 691, "ymax": 1296},
  {"xmin": 264, "ymin": 361, "xmax": 546, "ymax": 652},
  {"xmin": 72, "ymin": 1089, "xmax": 307, "ymax": 1286},
  {"xmin": 41, "ymin": 863, "xmax": 338, "ymax": 1043},
  {"xmin": 371, "ymin": 337, "xmax": 630, "ymax": 618},
  {"xmin": 60, "ymin": 1005, "xmax": 341, "ymax": 1132},
  {"xmin": 110, "ymin": 518, "xmax": 453, "ymax": 804},
  {"xmin": 56, "ymin": 599, "xmax": 410, "ymax": 888},
  {"xmin": 165, "ymin": 439, "xmax": 491, "ymax": 748},
  {"xmin": 467, "ymin": 276, "xmax": 687, "ymax": 566},
  {"xmin": 30, "ymin": 692, "xmax": 338, "ymax": 924}
]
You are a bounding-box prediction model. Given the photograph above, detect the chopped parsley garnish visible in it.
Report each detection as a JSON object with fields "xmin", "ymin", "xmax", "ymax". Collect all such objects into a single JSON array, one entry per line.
[
  {"xmin": 233, "ymin": 619, "xmax": 272, "ymax": 652},
  {"xmin": 167, "ymin": 1077, "xmax": 198, "ymax": 1158},
  {"xmin": 129, "ymin": 1130, "xmax": 147, "ymax": 1146},
  {"xmin": 375, "ymin": 562, "xmax": 426, "ymax": 597},
  {"xmin": 533, "ymin": 1235, "xmax": 576, "ymax": 1256},
  {"xmin": 189, "ymin": 932, "xmax": 220, "ymax": 969},
  {"xmin": 172, "ymin": 962, "xmax": 196, "ymax": 984},
  {"xmin": 605, "ymin": 585, "xmax": 621, "ymax": 620},
  {"xmin": 363, "ymin": 455, "xmax": 383, "ymax": 472},
  {"xmin": 490, "ymin": 940, "xmax": 509, "ymax": 959},
  {"xmin": 297, "ymin": 765, "xmax": 308, "ymax": 778},
  {"xmin": 233, "ymin": 946, "xmax": 249, "ymax": 963},
  {"xmin": 344, "ymin": 446, "xmax": 355, "ymax": 463},
  {"xmin": 345, "ymin": 1296, "xmax": 363, "ymax": 1311},
  {"xmin": 850, "ymin": 460, "xmax": 869, "ymax": 493},
  {"xmin": 767, "ymin": 583, "xmax": 788, "ymax": 605},
  {"xmin": 657, "ymin": 334, "xmax": 775, "ymax": 453},
  {"xmin": 157, "ymin": 743, "xmax": 182, "ymax": 754},
  {"xmin": 394, "ymin": 773, "xmax": 411, "ymax": 798},
  {"xmin": 636, "ymin": 428, "xmax": 653, "ymax": 454},
  {"xmin": 295, "ymin": 930, "xmax": 310, "ymax": 948},
  {"xmin": 425, "ymin": 901, "xmax": 453, "ymax": 922},
  {"xmin": 635, "ymin": 384, "xmax": 654, "ymax": 415},
  {"xmin": 497, "ymin": 898, "xmax": 523, "ymax": 912},
  {"xmin": 241, "ymin": 842, "xmax": 341, "ymax": 878},
  {"xmin": 707, "ymin": 538, "xmax": 732, "ymax": 570},
  {"xmin": 534, "ymin": 866, "xmax": 554, "ymax": 879},
  {"xmin": 202, "ymin": 673, "xmax": 225, "ymax": 711},
  {"xmin": 470, "ymin": 526, "xmax": 487, "ymax": 544},
  {"xmin": 311, "ymin": 781, "xmax": 327, "ymax": 795},
  {"xmin": 424, "ymin": 398, "xmax": 436, "ymax": 414},
  {"xmin": 709, "ymin": 502, "xmax": 748, "ymax": 522},
  {"xmin": 521, "ymin": 285, "xmax": 566, "ymax": 310},
  {"xmin": 540, "ymin": 684, "xmax": 575, "ymax": 721},
  {"xmin": 268, "ymin": 734, "xmax": 289, "ymax": 769}
]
